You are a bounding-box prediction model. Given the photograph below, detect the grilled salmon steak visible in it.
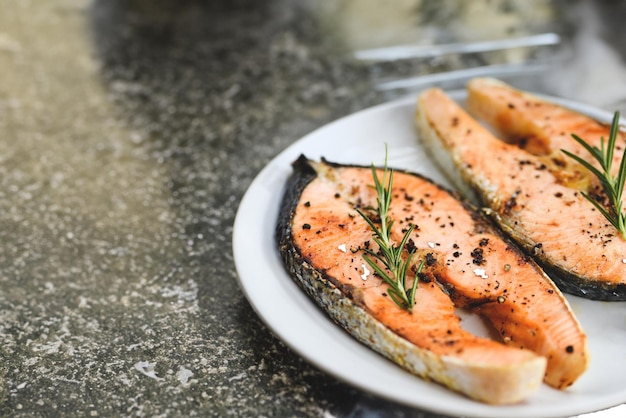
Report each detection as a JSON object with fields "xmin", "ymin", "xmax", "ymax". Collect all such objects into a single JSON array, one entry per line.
[
  {"xmin": 276, "ymin": 155, "xmax": 587, "ymax": 404},
  {"xmin": 416, "ymin": 78, "xmax": 626, "ymax": 300}
]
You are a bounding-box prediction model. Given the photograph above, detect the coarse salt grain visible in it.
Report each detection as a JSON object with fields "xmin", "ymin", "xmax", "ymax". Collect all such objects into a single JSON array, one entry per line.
[
  {"xmin": 427, "ymin": 242, "xmax": 436, "ymax": 248},
  {"xmin": 473, "ymin": 268, "xmax": 488, "ymax": 279},
  {"xmin": 338, "ymin": 244, "xmax": 347, "ymax": 253},
  {"xmin": 622, "ymin": 259, "xmax": 626, "ymax": 264},
  {"xmin": 360, "ymin": 264, "xmax": 370, "ymax": 281}
]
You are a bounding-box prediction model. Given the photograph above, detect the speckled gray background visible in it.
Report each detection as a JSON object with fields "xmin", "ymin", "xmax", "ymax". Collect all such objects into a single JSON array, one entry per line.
[{"xmin": 1, "ymin": 0, "xmax": 624, "ymax": 417}]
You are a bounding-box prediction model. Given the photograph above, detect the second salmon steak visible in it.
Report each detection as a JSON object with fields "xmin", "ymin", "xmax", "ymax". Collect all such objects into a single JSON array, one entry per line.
[{"xmin": 416, "ymin": 78, "xmax": 626, "ymax": 301}]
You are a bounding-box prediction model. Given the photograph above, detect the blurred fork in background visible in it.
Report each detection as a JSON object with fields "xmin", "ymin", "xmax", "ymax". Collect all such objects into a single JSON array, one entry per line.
[
  {"xmin": 354, "ymin": 32, "xmax": 560, "ymax": 62},
  {"xmin": 353, "ymin": 32, "xmax": 561, "ymax": 94}
]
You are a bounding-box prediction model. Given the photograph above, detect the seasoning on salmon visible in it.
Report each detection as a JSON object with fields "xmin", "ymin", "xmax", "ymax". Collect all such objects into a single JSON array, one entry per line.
[
  {"xmin": 276, "ymin": 155, "xmax": 588, "ymax": 404},
  {"xmin": 415, "ymin": 78, "xmax": 626, "ymax": 300}
]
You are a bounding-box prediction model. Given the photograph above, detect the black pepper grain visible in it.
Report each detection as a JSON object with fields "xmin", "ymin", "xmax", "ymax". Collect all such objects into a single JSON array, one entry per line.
[{"xmin": 471, "ymin": 247, "xmax": 485, "ymax": 265}]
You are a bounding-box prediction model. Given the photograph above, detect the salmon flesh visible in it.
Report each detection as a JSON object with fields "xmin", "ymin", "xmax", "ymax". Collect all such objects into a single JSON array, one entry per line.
[
  {"xmin": 416, "ymin": 78, "xmax": 626, "ymax": 301},
  {"xmin": 276, "ymin": 155, "xmax": 587, "ymax": 404}
]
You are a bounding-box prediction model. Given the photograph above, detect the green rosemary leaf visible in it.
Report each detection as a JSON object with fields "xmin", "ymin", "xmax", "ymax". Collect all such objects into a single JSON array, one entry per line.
[
  {"xmin": 561, "ymin": 148, "xmax": 605, "ymax": 181},
  {"xmin": 409, "ymin": 259, "xmax": 425, "ymax": 308},
  {"xmin": 581, "ymin": 192, "xmax": 619, "ymax": 229},
  {"xmin": 617, "ymin": 146, "xmax": 626, "ymax": 199},
  {"xmin": 606, "ymin": 113, "xmax": 620, "ymax": 171}
]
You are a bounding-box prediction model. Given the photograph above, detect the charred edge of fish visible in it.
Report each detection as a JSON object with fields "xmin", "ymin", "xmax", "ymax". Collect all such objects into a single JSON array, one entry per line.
[
  {"xmin": 277, "ymin": 155, "xmax": 356, "ymax": 295},
  {"xmin": 539, "ymin": 263, "xmax": 626, "ymax": 301},
  {"xmin": 276, "ymin": 154, "xmax": 318, "ymax": 245}
]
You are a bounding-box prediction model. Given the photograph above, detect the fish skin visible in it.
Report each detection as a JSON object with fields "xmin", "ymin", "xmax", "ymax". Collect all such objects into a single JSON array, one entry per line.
[
  {"xmin": 416, "ymin": 80, "xmax": 626, "ymax": 301},
  {"xmin": 276, "ymin": 155, "xmax": 587, "ymax": 403}
]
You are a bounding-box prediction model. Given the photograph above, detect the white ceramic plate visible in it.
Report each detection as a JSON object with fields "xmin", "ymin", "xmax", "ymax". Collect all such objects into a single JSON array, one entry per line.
[{"xmin": 232, "ymin": 91, "xmax": 626, "ymax": 418}]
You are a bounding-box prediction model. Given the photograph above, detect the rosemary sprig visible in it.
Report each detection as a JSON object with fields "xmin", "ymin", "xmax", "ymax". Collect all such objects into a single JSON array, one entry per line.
[
  {"xmin": 356, "ymin": 151, "xmax": 425, "ymax": 312},
  {"xmin": 562, "ymin": 111, "xmax": 626, "ymax": 239}
]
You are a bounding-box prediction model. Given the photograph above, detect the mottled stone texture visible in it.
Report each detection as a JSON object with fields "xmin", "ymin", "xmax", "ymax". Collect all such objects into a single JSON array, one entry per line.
[{"xmin": 1, "ymin": 0, "xmax": 611, "ymax": 417}]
